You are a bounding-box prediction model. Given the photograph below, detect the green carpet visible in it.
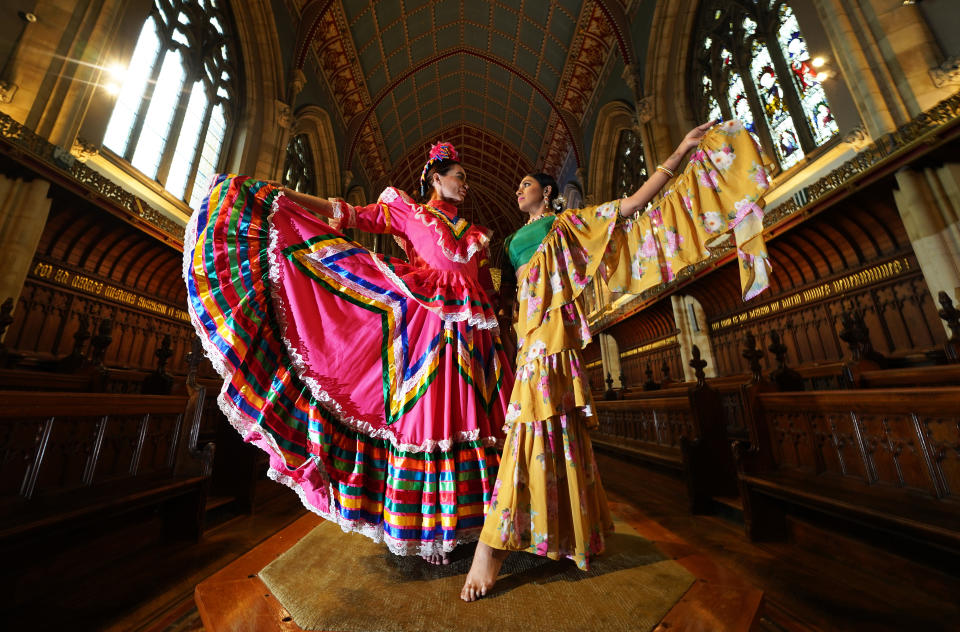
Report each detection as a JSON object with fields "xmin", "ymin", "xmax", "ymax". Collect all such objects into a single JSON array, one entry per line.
[{"xmin": 259, "ymin": 517, "xmax": 695, "ymax": 631}]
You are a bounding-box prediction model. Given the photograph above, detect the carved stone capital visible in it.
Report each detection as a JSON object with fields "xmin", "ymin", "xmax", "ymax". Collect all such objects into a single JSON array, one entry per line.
[
  {"xmin": 0, "ymin": 81, "xmax": 17, "ymax": 103},
  {"xmin": 843, "ymin": 125, "xmax": 870, "ymax": 150},
  {"xmin": 621, "ymin": 64, "xmax": 641, "ymax": 92},
  {"xmin": 930, "ymin": 56, "xmax": 960, "ymax": 88},
  {"xmin": 575, "ymin": 167, "xmax": 587, "ymax": 192},
  {"xmin": 277, "ymin": 100, "xmax": 293, "ymax": 129},
  {"xmin": 70, "ymin": 137, "xmax": 99, "ymax": 163},
  {"xmin": 635, "ymin": 96, "xmax": 654, "ymax": 124},
  {"xmin": 288, "ymin": 68, "xmax": 307, "ymax": 100}
]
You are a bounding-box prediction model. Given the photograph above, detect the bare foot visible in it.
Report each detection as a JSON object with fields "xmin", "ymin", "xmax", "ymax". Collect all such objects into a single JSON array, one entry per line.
[
  {"xmin": 422, "ymin": 551, "xmax": 450, "ymax": 565},
  {"xmin": 460, "ymin": 542, "xmax": 508, "ymax": 601}
]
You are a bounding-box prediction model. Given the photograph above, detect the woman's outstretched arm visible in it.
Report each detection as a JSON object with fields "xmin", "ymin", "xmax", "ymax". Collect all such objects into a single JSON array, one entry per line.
[
  {"xmin": 279, "ymin": 186, "xmax": 336, "ymax": 218},
  {"xmin": 618, "ymin": 121, "xmax": 714, "ymax": 217}
]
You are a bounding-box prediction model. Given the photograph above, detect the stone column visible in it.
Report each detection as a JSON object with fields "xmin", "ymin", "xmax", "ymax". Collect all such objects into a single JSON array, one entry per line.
[
  {"xmin": 672, "ymin": 294, "xmax": 717, "ymax": 381},
  {"xmin": 893, "ymin": 164, "xmax": 960, "ymax": 335},
  {"xmin": 0, "ymin": 175, "xmax": 52, "ymax": 329},
  {"xmin": 598, "ymin": 332, "xmax": 623, "ymax": 389}
]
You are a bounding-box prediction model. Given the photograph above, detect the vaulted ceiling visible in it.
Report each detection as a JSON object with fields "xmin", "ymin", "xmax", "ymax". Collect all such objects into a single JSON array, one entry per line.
[{"xmin": 290, "ymin": 0, "xmax": 635, "ymax": 241}]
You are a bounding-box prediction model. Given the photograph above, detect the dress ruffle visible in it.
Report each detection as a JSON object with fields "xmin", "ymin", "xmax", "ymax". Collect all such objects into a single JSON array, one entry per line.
[
  {"xmin": 185, "ymin": 175, "xmax": 510, "ymax": 556},
  {"xmin": 485, "ymin": 120, "xmax": 772, "ymax": 569},
  {"xmin": 604, "ymin": 119, "xmax": 773, "ymax": 300}
]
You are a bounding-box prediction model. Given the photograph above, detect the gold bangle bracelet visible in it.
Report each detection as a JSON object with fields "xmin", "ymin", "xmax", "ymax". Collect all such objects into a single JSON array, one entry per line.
[{"xmin": 656, "ymin": 164, "xmax": 675, "ymax": 178}]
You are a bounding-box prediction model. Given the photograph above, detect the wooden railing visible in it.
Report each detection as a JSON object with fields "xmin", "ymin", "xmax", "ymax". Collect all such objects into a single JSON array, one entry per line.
[
  {"xmin": 0, "ymin": 388, "xmax": 214, "ymax": 547},
  {"xmin": 734, "ymin": 386, "xmax": 960, "ymax": 556}
]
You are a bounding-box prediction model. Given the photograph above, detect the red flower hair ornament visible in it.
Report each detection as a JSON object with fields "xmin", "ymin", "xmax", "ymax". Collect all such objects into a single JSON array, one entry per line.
[{"xmin": 419, "ymin": 141, "xmax": 460, "ymax": 197}]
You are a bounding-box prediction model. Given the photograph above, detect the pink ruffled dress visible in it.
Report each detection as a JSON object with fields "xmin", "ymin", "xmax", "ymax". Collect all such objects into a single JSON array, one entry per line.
[{"xmin": 185, "ymin": 177, "xmax": 513, "ymax": 556}]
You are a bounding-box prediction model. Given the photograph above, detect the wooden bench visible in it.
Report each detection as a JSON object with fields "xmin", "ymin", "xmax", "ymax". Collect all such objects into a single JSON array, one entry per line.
[
  {"xmin": 0, "ymin": 366, "xmax": 156, "ymax": 393},
  {"xmin": 593, "ymin": 380, "xmax": 736, "ymax": 513},
  {"xmin": 734, "ymin": 386, "xmax": 960, "ymax": 557},
  {"xmin": 845, "ymin": 363, "xmax": 960, "ymax": 389},
  {"xmin": 0, "ymin": 388, "xmax": 214, "ymax": 551}
]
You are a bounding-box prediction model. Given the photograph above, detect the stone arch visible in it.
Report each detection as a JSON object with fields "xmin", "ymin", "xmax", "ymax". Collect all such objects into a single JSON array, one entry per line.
[
  {"xmin": 292, "ymin": 105, "xmax": 341, "ymax": 197},
  {"xmin": 587, "ymin": 100, "xmax": 636, "ymax": 203},
  {"xmin": 226, "ymin": 0, "xmax": 287, "ymax": 177},
  {"xmin": 643, "ymin": 1, "xmax": 702, "ymax": 166}
]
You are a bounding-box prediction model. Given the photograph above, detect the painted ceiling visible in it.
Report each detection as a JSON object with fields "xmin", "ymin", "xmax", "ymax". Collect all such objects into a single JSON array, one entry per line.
[{"xmin": 290, "ymin": 0, "xmax": 635, "ymax": 248}]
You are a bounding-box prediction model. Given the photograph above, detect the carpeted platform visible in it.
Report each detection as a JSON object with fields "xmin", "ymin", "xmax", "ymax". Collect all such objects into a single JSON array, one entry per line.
[{"xmin": 259, "ymin": 517, "xmax": 695, "ymax": 632}]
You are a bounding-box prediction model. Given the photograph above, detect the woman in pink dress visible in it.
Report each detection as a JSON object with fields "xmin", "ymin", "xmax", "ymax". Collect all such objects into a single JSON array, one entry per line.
[{"xmin": 185, "ymin": 143, "xmax": 513, "ymax": 562}]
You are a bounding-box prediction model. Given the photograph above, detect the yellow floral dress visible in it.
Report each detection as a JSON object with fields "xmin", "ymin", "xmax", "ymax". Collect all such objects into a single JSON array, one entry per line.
[{"xmin": 478, "ymin": 120, "xmax": 772, "ymax": 569}]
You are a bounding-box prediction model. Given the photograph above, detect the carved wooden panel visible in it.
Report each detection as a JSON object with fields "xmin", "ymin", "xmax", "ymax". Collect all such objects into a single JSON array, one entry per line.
[
  {"xmin": 924, "ymin": 418, "xmax": 960, "ymax": 497},
  {"xmin": 757, "ymin": 391, "xmax": 960, "ymax": 501},
  {"xmin": 0, "ymin": 394, "xmax": 188, "ymax": 504},
  {"xmin": 594, "ymin": 401, "xmax": 695, "ymax": 452},
  {"xmin": 619, "ymin": 342, "xmax": 683, "ymax": 388},
  {"xmin": 8, "ymin": 280, "xmax": 195, "ymax": 373},
  {"xmin": 708, "ymin": 259, "xmax": 944, "ymax": 376}
]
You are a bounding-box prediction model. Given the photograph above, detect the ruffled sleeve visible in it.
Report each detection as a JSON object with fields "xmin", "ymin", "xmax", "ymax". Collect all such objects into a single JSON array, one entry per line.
[
  {"xmin": 513, "ymin": 119, "xmax": 773, "ymax": 345},
  {"xmin": 604, "ymin": 119, "xmax": 773, "ymax": 300},
  {"xmin": 331, "ymin": 186, "xmax": 411, "ymax": 235},
  {"xmin": 513, "ymin": 200, "xmax": 621, "ymax": 340}
]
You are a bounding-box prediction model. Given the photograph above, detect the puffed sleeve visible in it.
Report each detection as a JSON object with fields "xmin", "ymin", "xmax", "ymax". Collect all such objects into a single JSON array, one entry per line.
[{"xmin": 330, "ymin": 187, "xmax": 413, "ymax": 235}]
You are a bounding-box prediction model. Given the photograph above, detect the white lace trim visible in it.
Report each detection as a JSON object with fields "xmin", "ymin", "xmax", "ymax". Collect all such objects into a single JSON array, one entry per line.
[
  {"xmin": 267, "ymin": 466, "xmax": 481, "ymax": 556},
  {"xmin": 182, "ymin": 185, "xmax": 491, "ymax": 555},
  {"xmin": 413, "ymin": 204, "xmax": 492, "ymax": 264},
  {"xmin": 329, "ymin": 198, "xmax": 355, "ymax": 228}
]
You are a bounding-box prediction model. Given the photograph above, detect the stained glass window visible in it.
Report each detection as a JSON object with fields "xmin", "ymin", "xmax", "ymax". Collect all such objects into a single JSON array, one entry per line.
[
  {"xmin": 613, "ymin": 129, "xmax": 648, "ymax": 200},
  {"xmin": 104, "ymin": 0, "xmax": 238, "ymax": 208},
  {"xmin": 777, "ymin": 4, "xmax": 838, "ymax": 145},
  {"xmin": 690, "ymin": 1, "xmax": 838, "ymax": 171},
  {"xmin": 283, "ymin": 134, "xmax": 317, "ymax": 196}
]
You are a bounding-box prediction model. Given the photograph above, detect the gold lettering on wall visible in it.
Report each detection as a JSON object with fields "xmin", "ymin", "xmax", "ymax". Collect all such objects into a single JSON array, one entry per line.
[
  {"xmin": 30, "ymin": 261, "xmax": 190, "ymax": 323},
  {"xmin": 621, "ymin": 335, "xmax": 679, "ymax": 358},
  {"xmin": 710, "ymin": 257, "xmax": 911, "ymax": 332}
]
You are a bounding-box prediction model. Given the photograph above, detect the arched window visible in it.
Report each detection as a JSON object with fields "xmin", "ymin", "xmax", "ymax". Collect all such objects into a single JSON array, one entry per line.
[
  {"xmin": 690, "ymin": 1, "xmax": 838, "ymax": 171},
  {"xmin": 283, "ymin": 134, "xmax": 317, "ymax": 195},
  {"xmin": 103, "ymin": 0, "xmax": 238, "ymax": 209},
  {"xmin": 612, "ymin": 128, "xmax": 648, "ymax": 199}
]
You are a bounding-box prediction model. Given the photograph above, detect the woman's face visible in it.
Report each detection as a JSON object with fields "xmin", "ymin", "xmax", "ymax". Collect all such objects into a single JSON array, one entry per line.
[
  {"xmin": 516, "ymin": 176, "xmax": 548, "ymax": 215},
  {"xmin": 431, "ymin": 164, "xmax": 468, "ymax": 204}
]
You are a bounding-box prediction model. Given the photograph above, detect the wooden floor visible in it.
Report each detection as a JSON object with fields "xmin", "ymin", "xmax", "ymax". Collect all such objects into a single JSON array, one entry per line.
[
  {"xmin": 7, "ymin": 455, "xmax": 960, "ymax": 631},
  {"xmin": 596, "ymin": 452, "xmax": 960, "ymax": 632},
  {"xmin": 3, "ymin": 481, "xmax": 307, "ymax": 632}
]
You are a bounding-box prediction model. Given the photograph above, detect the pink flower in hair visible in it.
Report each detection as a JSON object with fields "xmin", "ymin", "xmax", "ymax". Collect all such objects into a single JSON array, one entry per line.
[
  {"xmin": 419, "ymin": 141, "xmax": 460, "ymax": 193},
  {"xmin": 428, "ymin": 141, "xmax": 459, "ymax": 162}
]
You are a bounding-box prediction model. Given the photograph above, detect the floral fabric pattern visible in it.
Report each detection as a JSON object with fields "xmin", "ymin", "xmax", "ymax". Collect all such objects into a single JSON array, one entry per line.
[
  {"xmin": 605, "ymin": 119, "xmax": 773, "ymax": 301},
  {"xmin": 479, "ymin": 120, "xmax": 773, "ymax": 569}
]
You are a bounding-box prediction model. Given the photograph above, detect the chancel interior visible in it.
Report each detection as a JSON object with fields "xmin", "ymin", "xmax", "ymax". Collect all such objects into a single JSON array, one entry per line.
[{"xmin": 1, "ymin": 0, "xmax": 959, "ymax": 630}]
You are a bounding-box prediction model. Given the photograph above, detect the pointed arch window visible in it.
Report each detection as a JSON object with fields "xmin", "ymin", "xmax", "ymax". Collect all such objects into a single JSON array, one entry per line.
[
  {"xmin": 103, "ymin": 0, "xmax": 239, "ymax": 209},
  {"xmin": 283, "ymin": 134, "xmax": 317, "ymax": 195},
  {"xmin": 690, "ymin": 1, "xmax": 838, "ymax": 171},
  {"xmin": 613, "ymin": 128, "xmax": 648, "ymax": 199}
]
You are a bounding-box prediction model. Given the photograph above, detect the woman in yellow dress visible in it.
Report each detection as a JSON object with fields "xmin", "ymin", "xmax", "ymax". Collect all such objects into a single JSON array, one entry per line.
[{"xmin": 461, "ymin": 119, "xmax": 772, "ymax": 600}]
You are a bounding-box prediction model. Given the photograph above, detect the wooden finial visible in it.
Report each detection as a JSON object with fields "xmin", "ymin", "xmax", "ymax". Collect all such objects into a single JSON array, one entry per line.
[
  {"xmin": 643, "ymin": 361, "xmax": 660, "ymax": 391},
  {"xmin": 742, "ymin": 331, "xmax": 764, "ymax": 382},
  {"xmin": 768, "ymin": 331, "xmax": 787, "ymax": 369},
  {"xmin": 939, "ymin": 291, "xmax": 960, "ymax": 362},
  {"xmin": 187, "ymin": 336, "xmax": 203, "ymax": 388},
  {"xmin": 938, "ymin": 291, "xmax": 960, "ymax": 342},
  {"xmin": 689, "ymin": 344, "xmax": 708, "ymax": 387},
  {"xmin": 89, "ymin": 318, "xmax": 113, "ymax": 369}
]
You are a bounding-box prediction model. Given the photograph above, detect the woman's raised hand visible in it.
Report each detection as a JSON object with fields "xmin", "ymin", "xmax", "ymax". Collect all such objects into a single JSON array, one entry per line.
[{"xmin": 677, "ymin": 121, "xmax": 716, "ymax": 155}]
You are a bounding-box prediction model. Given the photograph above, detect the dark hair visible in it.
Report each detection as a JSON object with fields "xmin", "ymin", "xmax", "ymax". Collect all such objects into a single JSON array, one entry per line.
[
  {"xmin": 419, "ymin": 158, "xmax": 462, "ymax": 201},
  {"xmin": 528, "ymin": 173, "xmax": 560, "ymax": 209}
]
